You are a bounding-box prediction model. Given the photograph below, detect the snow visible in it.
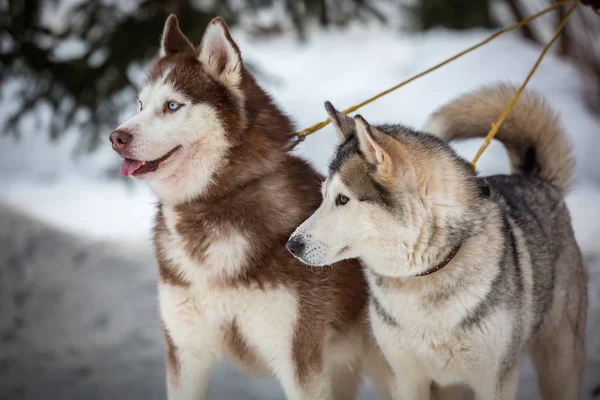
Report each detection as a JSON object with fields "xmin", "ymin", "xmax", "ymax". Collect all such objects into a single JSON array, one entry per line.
[{"xmin": 1, "ymin": 20, "xmax": 599, "ymax": 399}]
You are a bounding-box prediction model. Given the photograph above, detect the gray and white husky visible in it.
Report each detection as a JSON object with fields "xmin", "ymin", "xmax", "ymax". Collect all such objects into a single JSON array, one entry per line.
[{"xmin": 287, "ymin": 84, "xmax": 587, "ymax": 399}]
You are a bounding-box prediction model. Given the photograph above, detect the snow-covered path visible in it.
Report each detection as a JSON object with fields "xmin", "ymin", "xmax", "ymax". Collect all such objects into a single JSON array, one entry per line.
[{"xmin": 0, "ymin": 203, "xmax": 599, "ymax": 399}]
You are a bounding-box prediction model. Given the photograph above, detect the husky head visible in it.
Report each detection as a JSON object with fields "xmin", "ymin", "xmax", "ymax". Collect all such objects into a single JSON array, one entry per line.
[
  {"xmin": 110, "ymin": 16, "xmax": 292, "ymax": 204},
  {"xmin": 287, "ymin": 102, "xmax": 487, "ymax": 277}
]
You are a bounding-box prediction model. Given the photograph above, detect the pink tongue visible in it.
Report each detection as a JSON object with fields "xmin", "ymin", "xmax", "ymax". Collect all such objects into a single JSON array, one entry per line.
[{"xmin": 120, "ymin": 159, "xmax": 144, "ymax": 177}]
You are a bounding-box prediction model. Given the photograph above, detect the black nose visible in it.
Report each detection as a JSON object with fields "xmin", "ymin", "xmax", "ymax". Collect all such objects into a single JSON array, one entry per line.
[{"xmin": 286, "ymin": 236, "xmax": 305, "ymax": 256}]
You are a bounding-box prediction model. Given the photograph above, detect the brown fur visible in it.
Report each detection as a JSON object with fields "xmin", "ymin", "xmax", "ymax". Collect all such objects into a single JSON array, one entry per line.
[
  {"xmin": 223, "ymin": 319, "xmax": 262, "ymax": 369},
  {"xmin": 162, "ymin": 322, "xmax": 180, "ymax": 385},
  {"xmin": 161, "ymin": 15, "xmax": 194, "ymax": 56},
  {"xmin": 149, "ymin": 17, "xmax": 369, "ymax": 388},
  {"xmin": 154, "ymin": 210, "xmax": 190, "ymax": 287},
  {"xmin": 154, "ymin": 159, "xmax": 368, "ymax": 383}
]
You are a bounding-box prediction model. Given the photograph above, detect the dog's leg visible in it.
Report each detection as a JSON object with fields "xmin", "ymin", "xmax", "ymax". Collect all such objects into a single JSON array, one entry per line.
[
  {"xmin": 362, "ymin": 343, "xmax": 395, "ymax": 400},
  {"xmin": 431, "ymin": 383, "xmax": 474, "ymax": 400},
  {"xmin": 331, "ymin": 363, "xmax": 361, "ymax": 400},
  {"xmin": 387, "ymin": 361, "xmax": 431, "ymax": 400},
  {"xmin": 160, "ymin": 289, "xmax": 220, "ymax": 400},
  {"xmin": 274, "ymin": 345, "xmax": 334, "ymax": 400},
  {"xmin": 393, "ymin": 375, "xmax": 431, "ymax": 400},
  {"xmin": 371, "ymin": 324, "xmax": 430, "ymax": 399},
  {"xmin": 278, "ymin": 371, "xmax": 334, "ymax": 400},
  {"xmin": 470, "ymin": 362, "xmax": 519, "ymax": 400},
  {"xmin": 166, "ymin": 352, "xmax": 215, "ymax": 400},
  {"xmin": 496, "ymin": 363, "xmax": 520, "ymax": 400},
  {"xmin": 529, "ymin": 316, "xmax": 585, "ymax": 400}
]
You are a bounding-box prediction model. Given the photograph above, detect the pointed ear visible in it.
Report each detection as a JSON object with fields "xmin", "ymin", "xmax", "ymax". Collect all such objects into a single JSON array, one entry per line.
[
  {"xmin": 199, "ymin": 17, "xmax": 242, "ymax": 88},
  {"xmin": 354, "ymin": 115, "xmax": 397, "ymax": 181},
  {"xmin": 356, "ymin": 116, "xmax": 415, "ymax": 188},
  {"xmin": 161, "ymin": 15, "xmax": 194, "ymax": 57},
  {"xmin": 324, "ymin": 101, "xmax": 355, "ymax": 141},
  {"xmin": 355, "ymin": 115, "xmax": 385, "ymax": 164}
]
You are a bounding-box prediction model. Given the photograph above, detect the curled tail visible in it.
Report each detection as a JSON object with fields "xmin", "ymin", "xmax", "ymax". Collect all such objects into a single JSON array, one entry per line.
[{"xmin": 424, "ymin": 84, "xmax": 574, "ymax": 195}]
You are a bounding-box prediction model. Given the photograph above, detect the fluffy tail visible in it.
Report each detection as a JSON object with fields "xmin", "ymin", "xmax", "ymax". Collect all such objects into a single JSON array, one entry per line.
[{"xmin": 424, "ymin": 84, "xmax": 574, "ymax": 194}]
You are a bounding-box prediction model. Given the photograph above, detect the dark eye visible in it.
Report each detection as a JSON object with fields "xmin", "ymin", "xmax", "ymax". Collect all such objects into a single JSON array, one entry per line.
[
  {"xmin": 138, "ymin": 100, "xmax": 142, "ymax": 111},
  {"xmin": 166, "ymin": 101, "xmax": 182, "ymax": 112},
  {"xmin": 336, "ymin": 194, "xmax": 349, "ymax": 206}
]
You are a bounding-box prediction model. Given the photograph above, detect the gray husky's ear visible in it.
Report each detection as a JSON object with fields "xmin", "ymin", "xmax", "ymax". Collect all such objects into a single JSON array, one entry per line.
[
  {"xmin": 355, "ymin": 115, "xmax": 390, "ymax": 168},
  {"xmin": 161, "ymin": 15, "xmax": 194, "ymax": 57},
  {"xmin": 324, "ymin": 101, "xmax": 355, "ymax": 141},
  {"xmin": 199, "ymin": 17, "xmax": 243, "ymax": 88},
  {"xmin": 356, "ymin": 115, "xmax": 413, "ymax": 187}
]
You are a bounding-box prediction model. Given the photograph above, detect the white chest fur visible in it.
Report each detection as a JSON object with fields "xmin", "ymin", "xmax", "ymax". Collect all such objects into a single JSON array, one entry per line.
[
  {"xmin": 368, "ymin": 274, "xmax": 513, "ymax": 386},
  {"xmin": 159, "ymin": 283, "xmax": 298, "ymax": 366},
  {"xmin": 160, "ymin": 206, "xmax": 250, "ymax": 283},
  {"xmin": 157, "ymin": 206, "xmax": 299, "ymax": 372}
]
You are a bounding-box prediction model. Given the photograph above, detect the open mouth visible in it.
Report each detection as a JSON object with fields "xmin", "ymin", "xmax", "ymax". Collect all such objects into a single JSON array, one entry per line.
[{"xmin": 120, "ymin": 146, "xmax": 181, "ymax": 177}]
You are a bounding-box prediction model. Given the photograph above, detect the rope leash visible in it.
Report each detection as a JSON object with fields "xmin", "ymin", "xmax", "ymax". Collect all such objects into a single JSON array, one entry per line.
[
  {"xmin": 295, "ymin": 0, "xmax": 570, "ymax": 140},
  {"xmin": 294, "ymin": 0, "xmax": 589, "ymax": 168}
]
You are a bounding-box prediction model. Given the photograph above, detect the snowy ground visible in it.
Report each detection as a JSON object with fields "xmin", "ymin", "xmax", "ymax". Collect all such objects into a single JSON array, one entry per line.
[{"xmin": 1, "ymin": 21, "xmax": 599, "ymax": 399}]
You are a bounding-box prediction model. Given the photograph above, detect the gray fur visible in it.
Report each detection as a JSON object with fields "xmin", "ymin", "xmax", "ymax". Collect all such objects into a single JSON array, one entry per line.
[
  {"xmin": 298, "ymin": 87, "xmax": 588, "ymax": 399},
  {"xmin": 370, "ymin": 294, "xmax": 400, "ymax": 328}
]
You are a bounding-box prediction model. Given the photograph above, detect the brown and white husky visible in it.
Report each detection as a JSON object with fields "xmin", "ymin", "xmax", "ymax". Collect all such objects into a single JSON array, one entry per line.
[{"xmin": 109, "ymin": 15, "xmax": 392, "ymax": 400}]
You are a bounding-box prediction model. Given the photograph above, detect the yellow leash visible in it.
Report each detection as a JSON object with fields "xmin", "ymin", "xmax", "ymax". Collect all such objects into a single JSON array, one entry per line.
[{"xmin": 294, "ymin": 0, "xmax": 582, "ymax": 168}]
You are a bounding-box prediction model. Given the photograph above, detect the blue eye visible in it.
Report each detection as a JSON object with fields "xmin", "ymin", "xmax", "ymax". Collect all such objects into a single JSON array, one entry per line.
[{"xmin": 167, "ymin": 101, "xmax": 181, "ymax": 111}]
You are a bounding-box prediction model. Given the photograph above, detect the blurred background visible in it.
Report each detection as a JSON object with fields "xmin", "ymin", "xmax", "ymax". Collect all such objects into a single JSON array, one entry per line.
[{"xmin": 1, "ymin": 0, "xmax": 599, "ymax": 399}]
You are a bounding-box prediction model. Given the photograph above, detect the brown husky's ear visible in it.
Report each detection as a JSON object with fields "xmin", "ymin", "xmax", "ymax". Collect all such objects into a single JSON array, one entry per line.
[
  {"xmin": 161, "ymin": 15, "xmax": 194, "ymax": 57},
  {"xmin": 199, "ymin": 17, "xmax": 242, "ymax": 88},
  {"xmin": 324, "ymin": 101, "xmax": 355, "ymax": 141},
  {"xmin": 354, "ymin": 115, "xmax": 395, "ymax": 179}
]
